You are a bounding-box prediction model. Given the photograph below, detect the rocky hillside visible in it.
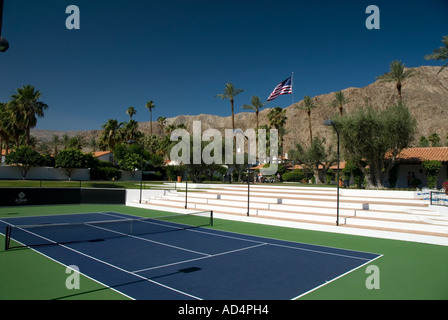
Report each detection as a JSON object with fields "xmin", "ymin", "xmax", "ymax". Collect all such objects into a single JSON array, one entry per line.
[{"xmin": 32, "ymin": 66, "xmax": 448, "ymax": 153}]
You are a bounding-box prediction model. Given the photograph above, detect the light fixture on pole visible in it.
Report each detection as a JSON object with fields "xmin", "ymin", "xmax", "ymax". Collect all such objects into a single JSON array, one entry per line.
[
  {"xmin": 324, "ymin": 120, "xmax": 340, "ymax": 226},
  {"xmin": 127, "ymin": 140, "xmax": 145, "ymax": 204},
  {"xmin": 233, "ymin": 129, "xmax": 251, "ymax": 216}
]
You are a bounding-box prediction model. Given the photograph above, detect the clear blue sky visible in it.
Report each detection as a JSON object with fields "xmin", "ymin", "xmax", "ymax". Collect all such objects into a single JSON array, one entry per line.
[{"xmin": 1, "ymin": 0, "xmax": 447, "ymax": 131}]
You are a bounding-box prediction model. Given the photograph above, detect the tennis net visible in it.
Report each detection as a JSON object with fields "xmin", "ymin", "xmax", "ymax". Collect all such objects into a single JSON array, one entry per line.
[{"xmin": 4, "ymin": 211, "xmax": 213, "ymax": 251}]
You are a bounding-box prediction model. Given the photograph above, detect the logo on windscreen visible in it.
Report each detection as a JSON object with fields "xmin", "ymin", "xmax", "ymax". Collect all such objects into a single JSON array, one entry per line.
[{"xmin": 15, "ymin": 192, "xmax": 28, "ymax": 204}]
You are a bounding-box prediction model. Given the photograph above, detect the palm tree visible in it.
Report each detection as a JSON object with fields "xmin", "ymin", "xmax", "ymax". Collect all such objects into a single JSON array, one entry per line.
[
  {"xmin": 157, "ymin": 116, "xmax": 167, "ymax": 136},
  {"xmin": 376, "ymin": 60, "xmax": 415, "ymax": 101},
  {"xmin": 126, "ymin": 106, "xmax": 137, "ymax": 119},
  {"xmin": 88, "ymin": 137, "xmax": 98, "ymax": 152},
  {"xmin": 242, "ymin": 96, "xmax": 266, "ymax": 129},
  {"xmin": 0, "ymin": 102, "xmax": 13, "ymax": 155},
  {"xmin": 216, "ymin": 83, "xmax": 244, "ymax": 130},
  {"xmin": 60, "ymin": 134, "xmax": 71, "ymax": 149},
  {"xmin": 331, "ymin": 91, "xmax": 350, "ymax": 116},
  {"xmin": 68, "ymin": 135, "xmax": 86, "ymax": 150},
  {"xmin": 267, "ymin": 107, "xmax": 287, "ymax": 154},
  {"xmin": 100, "ymin": 119, "xmax": 122, "ymax": 161},
  {"xmin": 145, "ymin": 100, "xmax": 156, "ymax": 135},
  {"xmin": 296, "ymin": 95, "xmax": 317, "ymax": 145},
  {"xmin": 1, "ymin": 101, "xmax": 23, "ymax": 147},
  {"xmin": 10, "ymin": 85, "xmax": 48, "ymax": 146},
  {"xmin": 50, "ymin": 135, "xmax": 61, "ymax": 156},
  {"xmin": 121, "ymin": 119, "xmax": 140, "ymax": 142},
  {"xmin": 166, "ymin": 123, "xmax": 187, "ymax": 136},
  {"xmin": 425, "ymin": 35, "xmax": 448, "ymax": 74}
]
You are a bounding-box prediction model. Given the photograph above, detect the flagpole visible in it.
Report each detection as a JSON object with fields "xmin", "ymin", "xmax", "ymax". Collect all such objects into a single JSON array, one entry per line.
[{"xmin": 291, "ymin": 72, "xmax": 294, "ymax": 105}]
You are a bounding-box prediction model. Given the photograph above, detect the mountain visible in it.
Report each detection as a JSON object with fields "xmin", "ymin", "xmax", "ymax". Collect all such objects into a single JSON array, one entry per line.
[{"xmin": 31, "ymin": 66, "xmax": 448, "ymax": 153}]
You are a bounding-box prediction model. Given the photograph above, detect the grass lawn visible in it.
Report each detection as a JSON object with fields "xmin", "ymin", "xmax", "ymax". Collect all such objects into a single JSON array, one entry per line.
[{"xmin": 0, "ymin": 204, "xmax": 447, "ymax": 300}]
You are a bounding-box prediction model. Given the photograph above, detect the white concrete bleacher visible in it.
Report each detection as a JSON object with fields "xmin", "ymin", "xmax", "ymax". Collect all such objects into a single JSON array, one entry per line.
[{"xmin": 126, "ymin": 184, "xmax": 448, "ymax": 246}]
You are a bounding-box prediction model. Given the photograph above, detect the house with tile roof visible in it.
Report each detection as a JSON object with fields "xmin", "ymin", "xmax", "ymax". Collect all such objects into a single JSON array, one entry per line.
[
  {"xmin": 92, "ymin": 150, "xmax": 113, "ymax": 163},
  {"xmin": 393, "ymin": 147, "xmax": 448, "ymax": 189},
  {"xmin": 251, "ymin": 147, "xmax": 448, "ymax": 189},
  {"xmin": 1, "ymin": 149, "xmax": 10, "ymax": 164}
]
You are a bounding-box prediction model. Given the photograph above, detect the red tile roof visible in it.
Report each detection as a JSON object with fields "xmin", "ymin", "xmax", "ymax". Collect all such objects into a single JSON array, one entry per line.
[
  {"xmin": 396, "ymin": 147, "xmax": 448, "ymax": 163},
  {"xmin": 92, "ymin": 151, "xmax": 112, "ymax": 158}
]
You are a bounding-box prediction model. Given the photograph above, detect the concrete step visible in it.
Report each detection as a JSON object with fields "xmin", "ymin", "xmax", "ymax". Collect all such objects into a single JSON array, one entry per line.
[
  {"xmin": 144, "ymin": 195, "xmax": 448, "ymax": 235},
  {"xmin": 130, "ymin": 186, "xmax": 448, "ymax": 245}
]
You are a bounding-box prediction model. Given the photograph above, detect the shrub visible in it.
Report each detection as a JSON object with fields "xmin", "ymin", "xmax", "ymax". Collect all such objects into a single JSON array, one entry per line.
[
  {"xmin": 282, "ymin": 170, "xmax": 305, "ymax": 182},
  {"xmin": 5, "ymin": 146, "xmax": 45, "ymax": 179},
  {"xmin": 90, "ymin": 164, "xmax": 121, "ymax": 180},
  {"xmin": 422, "ymin": 160, "xmax": 442, "ymax": 189}
]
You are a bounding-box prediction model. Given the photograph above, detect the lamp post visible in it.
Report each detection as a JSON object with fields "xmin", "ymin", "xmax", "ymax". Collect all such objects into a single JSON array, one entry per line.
[
  {"xmin": 127, "ymin": 140, "xmax": 145, "ymax": 204},
  {"xmin": 184, "ymin": 165, "xmax": 188, "ymax": 209},
  {"xmin": 324, "ymin": 120, "xmax": 340, "ymax": 226},
  {"xmin": 233, "ymin": 129, "xmax": 252, "ymax": 216},
  {"xmin": 246, "ymin": 167, "xmax": 250, "ymax": 216}
]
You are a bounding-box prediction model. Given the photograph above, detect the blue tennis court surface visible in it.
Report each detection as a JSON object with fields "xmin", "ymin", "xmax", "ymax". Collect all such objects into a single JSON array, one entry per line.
[{"xmin": 1, "ymin": 212, "xmax": 381, "ymax": 300}]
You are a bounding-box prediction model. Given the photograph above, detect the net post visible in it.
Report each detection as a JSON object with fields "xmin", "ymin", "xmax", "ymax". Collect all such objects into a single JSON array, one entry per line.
[
  {"xmin": 5, "ymin": 226, "xmax": 11, "ymax": 251},
  {"xmin": 210, "ymin": 210, "xmax": 213, "ymax": 227}
]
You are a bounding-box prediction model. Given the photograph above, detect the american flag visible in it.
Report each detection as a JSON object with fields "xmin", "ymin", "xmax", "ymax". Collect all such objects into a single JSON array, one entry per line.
[{"xmin": 267, "ymin": 76, "xmax": 292, "ymax": 102}]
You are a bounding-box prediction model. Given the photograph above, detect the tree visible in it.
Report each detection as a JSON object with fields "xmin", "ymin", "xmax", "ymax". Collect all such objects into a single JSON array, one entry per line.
[
  {"xmin": 216, "ymin": 83, "xmax": 244, "ymax": 130},
  {"xmin": 331, "ymin": 91, "xmax": 350, "ymax": 116},
  {"xmin": 334, "ymin": 101, "xmax": 416, "ymax": 188},
  {"xmin": 0, "ymin": 102, "xmax": 13, "ymax": 154},
  {"xmin": 425, "ymin": 35, "xmax": 448, "ymax": 74},
  {"xmin": 99, "ymin": 119, "xmax": 122, "ymax": 159},
  {"xmin": 55, "ymin": 149, "xmax": 93, "ymax": 180},
  {"xmin": 9, "ymin": 85, "xmax": 48, "ymax": 146},
  {"xmin": 49, "ymin": 135, "xmax": 61, "ymax": 155},
  {"xmin": 267, "ymin": 107, "xmax": 287, "ymax": 155},
  {"xmin": 88, "ymin": 137, "xmax": 98, "ymax": 152},
  {"xmin": 145, "ymin": 100, "xmax": 156, "ymax": 135},
  {"xmin": 115, "ymin": 141, "xmax": 155, "ymax": 179},
  {"xmin": 121, "ymin": 119, "xmax": 141, "ymax": 142},
  {"xmin": 60, "ymin": 134, "xmax": 71, "ymax": 149},
  {"xmin": 418, "ymin": 136, "xmax": 430, "ymax": 147},
  {"xmin": 119, "ymin": 153, "xmax": 143, "ymax": 178},
  {"xmin": 242, "ymin": 96, "xmax": 265, "ymax": 129},
  {"xmin": 288, "ymin": 137, "xmax": 336, "ymax": 184},
  {"xmin": 296, "ymin": 95, "xmax": 317, "ymax": 145},
  {"xmin": 126, "ymin": 106, "xmax": 137, "ymax": 119},
  {"xmin": 428, "ymin": 133, "xmax": 441, "ymax": 147},
  {"xmin": 68, "ymin": 134, "xmax": 86, "ymax": 150},
  {"xmin": 422, "ymin": 160, "xmax": 442, "ymax": 189},
  {"xmin": 376, "ymin": 60, "xmax": 415, "ymax": 101},
  {"xmin": 5, "ymin": 146, "xmax": 44, "ymax": 179},
  {"xmin": 157, "ymin": 116, "xmax": 167, "ymax": 136},
  {"xmin": 1, "ymin": 100, "xmax": 25, "ymax": 147}
]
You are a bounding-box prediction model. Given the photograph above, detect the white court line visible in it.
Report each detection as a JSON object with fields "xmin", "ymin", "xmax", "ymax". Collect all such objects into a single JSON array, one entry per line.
[
  {"xmin": 3, "ymin": 212, "xmax": 382, "ymax": 300},
  {"xmin": 98, "ymin": 212, "xmax": 378, "ymax": 261},
  {"xmin": 87, "ymin": 221, "xmax": 210, "ymax": 256},
  {"xmin": 291, "ymin": 254, "xmax": 384, "ymax": 300},
  {"xmin": 267, "ymin": 242, "xmax": 373, "ymax": 261},
  {"xmin": 1, "ymin": 221, "xmax": 203, "ymax": 300},
  {"xmin": 132, "ymin": 242, "xmax": 268, "ymax": 273}
]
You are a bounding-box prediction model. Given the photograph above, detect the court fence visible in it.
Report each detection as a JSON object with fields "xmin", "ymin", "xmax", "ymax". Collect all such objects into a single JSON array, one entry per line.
[{"xmin": 0, "ymin": 187, "xmax": 126, "ymax": 207}]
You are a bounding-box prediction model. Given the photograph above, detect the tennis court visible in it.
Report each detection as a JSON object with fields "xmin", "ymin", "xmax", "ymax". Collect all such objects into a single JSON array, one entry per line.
[{"xmin": 0, "ymin": 211, "xmax": 381, "ymax": 300}]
